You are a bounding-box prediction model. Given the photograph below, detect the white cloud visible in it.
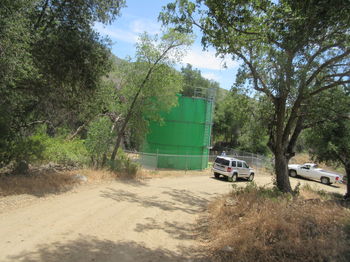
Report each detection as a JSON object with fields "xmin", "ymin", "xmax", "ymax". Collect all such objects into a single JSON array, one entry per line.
[
  {"xmin": 94, "ymin": 23, "xmax": 138, "ymax": 43},
  {"xmin": 181, "ymin": 47, "xmax": 239, "ymax": 70},
  {"xmin": 94, "ymin": 19, "xmax": 161, "ymax": 44},
  {"xmin": 202, "ymin": 72, "xmax": 220, "ymax": 81},
  {"xmin": 130, "ymin": 19, "xmax": 160, "ymax": 35}
]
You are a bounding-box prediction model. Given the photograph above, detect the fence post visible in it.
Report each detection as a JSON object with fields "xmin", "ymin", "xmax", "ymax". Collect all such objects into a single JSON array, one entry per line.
[{"xmin": 156, "ymin": 149, "xmax": 159, "ymax": 171}]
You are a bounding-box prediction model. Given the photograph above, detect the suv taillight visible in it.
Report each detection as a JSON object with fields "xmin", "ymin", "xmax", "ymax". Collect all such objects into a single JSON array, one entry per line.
[
  {"xmin": 336, "ymin": 176, "xmax": 339, "ymax": 181},
  {"xmin": 227, "ymin": 167, "xmax": 232, "ymax": 172}
]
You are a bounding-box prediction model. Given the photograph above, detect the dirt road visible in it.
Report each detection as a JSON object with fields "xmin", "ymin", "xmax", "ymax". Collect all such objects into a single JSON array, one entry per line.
[{"xmin": 0, "ymin": 173, "xmax": 345, "ymax": 262}]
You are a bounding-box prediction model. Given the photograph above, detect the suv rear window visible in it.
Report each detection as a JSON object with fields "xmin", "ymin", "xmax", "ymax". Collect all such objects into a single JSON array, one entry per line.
[{"xmin": 215, "ymin": 157, "xmax": 230, "ymax": 166}]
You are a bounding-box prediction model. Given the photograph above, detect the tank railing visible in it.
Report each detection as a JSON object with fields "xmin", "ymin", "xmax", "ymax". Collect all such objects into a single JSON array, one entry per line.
[{"xmin": 192, "ymin": 87, "xmax": 216, "ymax": 101}]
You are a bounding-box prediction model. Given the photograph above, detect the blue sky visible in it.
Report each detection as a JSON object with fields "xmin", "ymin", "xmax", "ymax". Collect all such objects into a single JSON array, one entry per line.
[{"xmin": 94, "ymin": 0, "xmax": 240, "ymax": 90}]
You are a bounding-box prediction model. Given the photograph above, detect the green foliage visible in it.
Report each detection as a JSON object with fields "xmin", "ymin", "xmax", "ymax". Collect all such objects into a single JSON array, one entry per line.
[
  {"xmin": 10, "ymin": 136, "xmax": 45, "ymax": 164},
  {"xmin": 214, "ymin": 92, "xmax": 246, "ymax": 147},
  {"xmin": 28, "ymin": 126, "xmax": 89, "ymax": 166},
  {"xmin": 0, "ymin": 0, "xmax": 125, "ymax": 165},
  {"xmin": 213, "ymin": 89, "xmax": 270, "ymax": 154},
  {"xmin": 85, "ymin": 116, "xmax": 114, "ymax": 166},
  {"xmin": 305, "ymin": 88, "xmax": 350, "ymax": 166},
  {"xmin": 180, "ymin": 63, "xmax": 220, "ymax": 97},
  {"xmin": 232, "ymin": 182, "xmax": 292, "ymax": 200},
  {"xmin": 108, "ymin": 149, "xmax": 139, "ymax": 177},
  {"xmin": 42, "ymin": 137, "xmax": 89, "ymax": 166}
]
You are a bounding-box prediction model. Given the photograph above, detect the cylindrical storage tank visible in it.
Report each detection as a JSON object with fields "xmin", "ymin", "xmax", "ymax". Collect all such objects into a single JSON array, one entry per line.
[{"xmin": 142, "ymin": 95, "xmax": 213, "ymax": 170}]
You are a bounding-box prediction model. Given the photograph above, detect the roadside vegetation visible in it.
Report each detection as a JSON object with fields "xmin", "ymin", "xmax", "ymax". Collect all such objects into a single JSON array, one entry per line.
[{"xmin": 204, "ymin": 183, "xmax": 350, "ymax": 262}]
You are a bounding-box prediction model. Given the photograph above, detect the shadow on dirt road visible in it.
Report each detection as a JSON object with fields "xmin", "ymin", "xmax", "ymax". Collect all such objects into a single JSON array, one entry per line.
[{"xmin": 7, "ymin": 236, "xmax": 202, "ymax": 262}]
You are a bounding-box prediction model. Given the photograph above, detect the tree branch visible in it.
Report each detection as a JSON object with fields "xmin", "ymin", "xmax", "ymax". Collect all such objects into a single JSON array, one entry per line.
[
  {"xmin": 303, "ymin": 114, "xmax": 350, "ymax": 129},
  {"xmin": 35, "ymin": 0, "xmax": 50, "ymax": 29},
  {"xmin": 323, "ymin": 70, "xmax": 350, "ymax": 79},
  {"xmin": 310, "ymin": 80, "xmax": 350, "ymax": 96},
  {"xmin": 235, "ymin": 52, "xmax": 275, "ymax": 101},
  {"xmin": 286, "ymin": 115, "xmax": 304, "ymax": 159},
  {"xmin": 305, "ymin": 42, "xmax": 345, "ymax": 68},
  {"xmin": 305, "ymin": 49, "xmax": 350, "ymax": 87}
]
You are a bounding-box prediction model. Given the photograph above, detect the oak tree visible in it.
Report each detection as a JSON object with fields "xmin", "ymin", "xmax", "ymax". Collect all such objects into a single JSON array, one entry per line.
[{"xmin": 160, "ymin": 0, "xmax": 350, "ymax": 192}]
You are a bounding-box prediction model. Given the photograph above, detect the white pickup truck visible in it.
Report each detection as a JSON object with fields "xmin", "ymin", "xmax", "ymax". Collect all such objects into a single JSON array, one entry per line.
[{"xmin": 288, "ymin": 163, "xmax": 342, "ymax": 185}]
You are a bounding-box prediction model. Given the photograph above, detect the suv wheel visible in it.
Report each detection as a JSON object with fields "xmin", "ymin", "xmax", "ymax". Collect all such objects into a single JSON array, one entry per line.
[
  {"xmin": 229, "ymin": 173, "xmax": 237, "ymax": 182},
  {"xmin": 214, "ymin": 173, "xmax": 220, "ymax": 179},
  {"xmin": 248, "ymin": 173, "xmax": 254, "ymax": 181}
]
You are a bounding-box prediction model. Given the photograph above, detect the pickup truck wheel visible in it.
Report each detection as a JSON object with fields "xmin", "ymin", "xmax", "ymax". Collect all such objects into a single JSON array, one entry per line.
[
  {"xmin": 229, "ymin": 173, "xmax": 237, "ymax": 182},
  {"xmin": 289, "ymin": 170, "xmax": 297, "ymax": 178},
  {"xmin": 321, "ymin": 177, "xmax": 330, "ymax": 185},
  {"xmin": 247, "ymin": 173, "xmax": 254, "ymax": 181},
  {"xmin": 214, "ymin": 173, "xmax": 220, "ymax": 179}
]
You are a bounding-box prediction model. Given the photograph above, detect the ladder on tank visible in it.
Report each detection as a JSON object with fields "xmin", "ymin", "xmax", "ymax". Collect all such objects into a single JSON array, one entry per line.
[
  {"xmin": 203, "ymin": 88, "xmax": 216, "ymax": 148},
  {"xmin": 203, "ymin": 101, "xmax": 212, "ymax": 148}
]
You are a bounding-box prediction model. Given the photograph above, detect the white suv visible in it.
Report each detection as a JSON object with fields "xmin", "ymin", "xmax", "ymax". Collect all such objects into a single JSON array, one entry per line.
[{"xmin": 212, "ymin": 156, "xmax": 254, "ymax": 182}]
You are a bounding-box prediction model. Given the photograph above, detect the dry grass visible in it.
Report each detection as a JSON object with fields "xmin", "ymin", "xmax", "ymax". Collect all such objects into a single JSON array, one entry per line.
[
  {"xmin": 205, "ymin": 183, "xmax": 350, "ymax": 262},
  {"xmin": 0, "ymin": 172, "xmax": 79, "ymax": 197},
  {"xmin": 289, "ymin": 153, "xmax": 313, "ymax": 164},
  {"xmin": 0, "ymin": 166, "xmax": 204, "ymax": 197},
  {"xmin": 0, "ymin": 168, "xmax": 121, "ymax": 197},
  {"xmin": 66, "ymin": 168, "xmax": 117, "ymax": 181},
  {"xmin": 300, "ymin": 183, "xmax": 344, "ymax": 201}
]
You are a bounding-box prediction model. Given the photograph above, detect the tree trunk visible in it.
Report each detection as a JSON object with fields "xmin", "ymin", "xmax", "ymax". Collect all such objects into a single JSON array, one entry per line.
[
  {"xmin": 274, "ymin": 150, "xmax": 293, "ymax": 193},
  {"xmin": 66, "ymin": 122, "xmax": 88, "ymax": 141},
  {"xmin": 101, "ymin": 153, "xmax": 107, "ymax": 167},
  {"xmin": 111, "ymin": 131, "xmax": 124, "ymax": 161},
  {"xmin": 270, "ymin": 98, "xmax": 293, "ymax": 193},
  {"xmin": 345, "ymin": 163, "xmax": 350, "ymax": 199}
]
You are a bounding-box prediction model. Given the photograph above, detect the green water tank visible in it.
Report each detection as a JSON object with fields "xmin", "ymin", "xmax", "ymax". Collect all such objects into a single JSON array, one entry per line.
[{"xmin": 142, "ymin": 95, "xmax": 213, "ymax": 170}]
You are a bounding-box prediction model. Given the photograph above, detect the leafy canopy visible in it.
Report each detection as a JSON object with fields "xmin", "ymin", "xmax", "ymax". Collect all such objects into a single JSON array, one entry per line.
[{"xmin": 0, "ymin": 0, "xmax": 125, "ymax": 166}]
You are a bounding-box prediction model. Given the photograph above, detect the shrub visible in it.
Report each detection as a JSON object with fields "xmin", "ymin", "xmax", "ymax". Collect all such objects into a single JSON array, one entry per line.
[
  {"xmin": 85, "ymin": 117, "xmax": 114, "ymax": 167},
  {"xmin": 108, "ymin": 149, "xmax": 139, "ymax": 178},
  {"xmin": 1, "ymin": 124, "xmax": 90, "ymax": 170},
  {"xmin": 11, "ymin": 135, "xmax": 45, "ymax": 164},
  {"xmin": 41, "ymin": 137, "xmax": 89, "ymax": 166},
  {"xmin": 232, "ymin": 182, "xmax": 288, "ymax": 199},
  {"xmin": 30, "ymin": 126, "xmax": 89, "ymax": 166}
]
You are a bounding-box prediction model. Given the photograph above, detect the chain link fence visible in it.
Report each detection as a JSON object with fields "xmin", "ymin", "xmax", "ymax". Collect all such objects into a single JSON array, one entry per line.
[{"xmin": 125, "ymin": 149, "xmax": 273, "ymax": 172}]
